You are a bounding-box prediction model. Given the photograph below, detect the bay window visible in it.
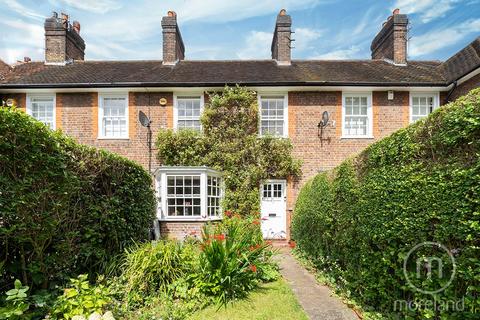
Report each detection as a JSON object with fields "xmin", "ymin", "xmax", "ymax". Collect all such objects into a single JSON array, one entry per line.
[{"xmin": 156, "ymin": 167, "xmax": 223, "ymax": 220}]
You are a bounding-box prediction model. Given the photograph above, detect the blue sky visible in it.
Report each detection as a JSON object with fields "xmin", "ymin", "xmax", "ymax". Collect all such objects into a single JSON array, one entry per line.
[{"xmin": 0, "ymin": 0, "xmax": 479, "ymax": 64}]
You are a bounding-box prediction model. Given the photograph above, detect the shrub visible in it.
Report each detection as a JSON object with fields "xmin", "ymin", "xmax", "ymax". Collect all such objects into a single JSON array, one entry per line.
[
  {"xmin": 156, "ymin": 86, "xmax": 302, "ymax": 215},
  {"xmin": 116, "ymin": 241, "xmax": 199, "ymax": 306},
  {"xmin": 50, "ymin": 275, "xmax": 114, "ymax": 319},
  {"xmin": 195, "ymin": 215, "xmax": 277, "ymax": 305},
  {"xmin": 292, "ymin": 89, "xmax": 480, "ymax": 318},
  {"xmin": 0, "ymin": 106, "xmax": 155, "ymax": 291}
]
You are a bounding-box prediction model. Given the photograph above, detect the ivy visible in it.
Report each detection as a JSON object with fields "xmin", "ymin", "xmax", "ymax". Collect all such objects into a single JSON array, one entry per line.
[
  {"xmin": 292, "ymin": 88, "xmax": 480, "ymax": 319},
  {"xmin": 156, "ymin": 86, "xmax": 302, "ymax": 214}
]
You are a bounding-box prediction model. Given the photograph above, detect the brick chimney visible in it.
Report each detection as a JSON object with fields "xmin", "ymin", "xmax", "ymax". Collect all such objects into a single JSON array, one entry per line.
[
  {"xmin": 44, "ymin": 12, "xmax": 85, "ymax": 65},
  {"xmin": 271, "ymin": 9, "xmax": 292, "ymax": 65},
  {"xmin": 161, "ymin": 11, "xmax": 185, "ymax": 65},
  {"xmin": 371, "ymin": 9, "xmax": 408, "ymax": 65},
  {"xmin": 0, "ymin": 59, "xmax": 11, "ymax": 81}
]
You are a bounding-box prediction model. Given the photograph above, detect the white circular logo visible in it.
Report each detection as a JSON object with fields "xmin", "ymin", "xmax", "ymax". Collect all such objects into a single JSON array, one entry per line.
[{"xmin": 403, "ymin": 242, "xmax": 456, "ymax": 295}]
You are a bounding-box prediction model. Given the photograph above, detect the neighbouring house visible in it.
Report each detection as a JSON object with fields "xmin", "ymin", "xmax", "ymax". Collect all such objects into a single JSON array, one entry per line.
[{"xmin": 1, "ymin": 9, "xmax": 479, "ymax": 240}]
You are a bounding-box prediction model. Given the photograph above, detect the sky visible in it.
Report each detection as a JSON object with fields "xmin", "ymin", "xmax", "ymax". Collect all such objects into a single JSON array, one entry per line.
[{"xmin": 0, "ymin": 0, "xmax": 479, "ymax": 64}]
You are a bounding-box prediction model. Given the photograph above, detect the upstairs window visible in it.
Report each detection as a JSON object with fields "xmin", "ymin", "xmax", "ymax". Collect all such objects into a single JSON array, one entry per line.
[
  {"xmin": 342, "ymin": 93, "xmax": 373, "ymax": 138},
  {"xmin": 175, "ymin": 96, "xmax": 203, "ymax": 131},
  {"xmin": 27, "ymin": 95, "xmax": 55, "ymax": 129},
  {"xmin": 411, "ymin": 93, "xmax": 439, "ymax": 122},
  {"xmin": 99, "ymin": 94, "xmax": 128, "ymax": 139},
  {"xmin": 259, "ymin": 95, "xmax": 287, "ymax": 137}
]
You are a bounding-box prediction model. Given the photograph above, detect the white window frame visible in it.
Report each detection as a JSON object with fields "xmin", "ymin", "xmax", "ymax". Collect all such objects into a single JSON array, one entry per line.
[
  {"xmin": 341, "ymin": 92, "xmax": 373, "ymax": 139},
  {"xmin": 155, "ymin": 167, "xmax": 224, "ymax": 221},
  {"xmin": 26, "ymin": 94, "xmax": 56, "ymax": 129},
  {"xmin": 98, "ymin": 93, "xmax": 129, "ymax": 139},
  {"xmin": 410, "ymin": 92, "xmax": 440, "ymax": 123},
  {"xmin": 173, "ymin": 94, "xmax": 204, "ymax": 131},
  {"xmin": 258, "ymin": 94, "xmax": 288, "ymax": 138}
]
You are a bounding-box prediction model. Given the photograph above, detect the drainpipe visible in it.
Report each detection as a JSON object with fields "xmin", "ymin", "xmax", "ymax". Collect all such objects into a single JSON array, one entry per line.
[{"xmin": 444, "ymin": 81, "xmax": 458, "ymax": 104}]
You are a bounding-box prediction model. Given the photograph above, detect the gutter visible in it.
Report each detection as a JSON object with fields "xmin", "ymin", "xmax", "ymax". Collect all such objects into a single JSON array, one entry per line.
[
  {"xmin": 0, "ymin": 81, "xmax": 450, "ymax": 89},
  {"xmin": 444, "ymin": 80, "xmax": 458, "ymax": 103}
]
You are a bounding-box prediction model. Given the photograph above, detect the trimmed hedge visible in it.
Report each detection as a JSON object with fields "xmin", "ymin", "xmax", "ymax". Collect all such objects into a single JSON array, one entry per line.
[
  {"xmin": 0, "ymin": 107, "xmax": 155, "ymax": 291},
  {"xmin": 292, "ymin": 89, "xmax": 480, "ymax": 319}
]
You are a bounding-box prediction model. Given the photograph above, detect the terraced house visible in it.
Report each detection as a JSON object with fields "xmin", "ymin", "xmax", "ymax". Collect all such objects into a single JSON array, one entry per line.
[{"xmin": 1, "ymin": 9, "xmax": 479, "ymax": 240}]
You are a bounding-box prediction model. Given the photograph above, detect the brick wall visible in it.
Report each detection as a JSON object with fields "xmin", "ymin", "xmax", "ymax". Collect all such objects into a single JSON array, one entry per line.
[
  {"xmin": 450, "ymin": 73, "xmax": 480, "ymax": 101},
  {"xmin": 286, "ymin": 91, "xmax": 410, "ymax": 238},
  {"xmin": 160, "ymin": 221, "xmax": 207, "ymax": 240},
  {"xmin": 3, "ymin": 89, "xmax": 458, "ymax": 240},
  {"xmin": 56, "ymin": 92, "xmax": 173, "ymax": 170}
]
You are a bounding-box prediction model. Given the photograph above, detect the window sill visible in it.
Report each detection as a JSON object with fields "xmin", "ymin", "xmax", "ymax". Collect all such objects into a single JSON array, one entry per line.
[
  {"xmin": 97, "ymin": 137, "xmax": 130, "ymax": 140},
  {"xmin": 159, "ymin": 217, "xmax": 223, "ymax": 222},
  {"xmin": 340, "ymin": 135, "xmax": 374, "ymax": 140}
]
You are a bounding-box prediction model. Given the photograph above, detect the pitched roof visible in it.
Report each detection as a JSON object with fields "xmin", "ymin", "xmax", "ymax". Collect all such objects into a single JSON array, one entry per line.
[
  {"xmin": 441, "ymin": 37, "xmax": 480, "ymax": 83},
  {"xmin": 0, "ymin": 59, "xmax": 447, "ymax": 88}
]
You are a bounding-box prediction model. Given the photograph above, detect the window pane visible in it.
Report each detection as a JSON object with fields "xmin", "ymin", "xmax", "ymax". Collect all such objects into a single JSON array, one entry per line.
[
  {"xmin": 102, "ymin": 97, "xmax": 127, "ymax": 138},
  {"xmin": 30, "ymin": 97, "xmax": 55, "ymax": 128},
  {"xmin": 260, "ymin": 96, "xmax": 285, "ymax": 137},
  {"xmin": 344, "ymin": 95, "xmax": 370, "ymax": 136},
  {"xmin": 177, "ymin": 97, "xmax": 202, "ymax": 132},
  {"xmin": 411, "ymin": 95, "xmax": 436, "ymax": 122}
]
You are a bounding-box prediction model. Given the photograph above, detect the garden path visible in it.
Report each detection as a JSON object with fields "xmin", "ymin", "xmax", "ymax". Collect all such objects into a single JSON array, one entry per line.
[{"xmin": 277, "ymin": 249, "xmax": 359, "ymax": 320}]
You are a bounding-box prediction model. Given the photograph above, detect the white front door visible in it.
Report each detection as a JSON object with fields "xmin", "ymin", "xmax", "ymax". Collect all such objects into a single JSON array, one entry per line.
[{"xmin": 260, "ymin": 180, "xmax": 287, "ymax": 239}]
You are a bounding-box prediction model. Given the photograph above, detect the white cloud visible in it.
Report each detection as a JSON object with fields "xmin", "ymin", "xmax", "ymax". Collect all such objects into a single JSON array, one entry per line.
[
  {"xmin": 49, "ymin": 0, "xmax": 122, "ymax": 14},
  {"xmin": 311, "ymin": 45, "xmax": 361, "ymax": 60},
  {"xmin": 393, "ymin": 0, "xmax": 460, "ymax": 23},
  {"xmin": 3, "ymin": 0, "xmax": 45, "ymax": 20},
  {"xmin": 409, "ymin": 19, "xmax": 480, "ymax": 57},
  {"xmin": 294, "ymin": 27, "xmax": 323, "ymax": 51},
  {"xmin": 170, "ymin": 0, "xmax": 321, "ymax": 23},
  {"xmin": 237, "ymin": 31, "xmax": 272, "ymax": 59}
]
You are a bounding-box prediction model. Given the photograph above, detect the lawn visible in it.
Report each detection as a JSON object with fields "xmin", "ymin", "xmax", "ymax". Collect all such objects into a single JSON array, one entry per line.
[{"xmin": 188, "ymin": 278, "xmax": 308, "ymax": 320}]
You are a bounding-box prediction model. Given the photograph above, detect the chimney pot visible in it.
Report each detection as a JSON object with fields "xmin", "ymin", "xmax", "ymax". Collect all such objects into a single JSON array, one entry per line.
[
  {"xmin": 23, "ymin": 57, "xmax": 31, "ymax": 62},
  {"xmin": 279, "ymin": 9, "xmax": 287, "ymax": 16},
  {"xmin": 60, "ymin": 12, "xmax": 69, "ymax": 27},
  {"xmin": 393, "ymin": 8, "xmax": 400, "ymax": 15},
  {"xmin": 168, "ymin": 10, "xmax": 176, "ymax": 17},
  {"xmin": 72, "ymin": 21, "xmax": 81, "ymax": 34}
]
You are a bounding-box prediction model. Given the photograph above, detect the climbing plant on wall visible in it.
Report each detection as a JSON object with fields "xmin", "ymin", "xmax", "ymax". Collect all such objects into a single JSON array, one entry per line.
[{"xmin": 156, "ymin": 86, "xmax": 302, "ymax": 215}]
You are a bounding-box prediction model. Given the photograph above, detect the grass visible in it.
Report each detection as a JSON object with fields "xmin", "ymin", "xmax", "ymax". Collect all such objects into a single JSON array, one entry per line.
[{"xmin": 188, "ymin": 278, "xmax": 308, "ymax": 320}]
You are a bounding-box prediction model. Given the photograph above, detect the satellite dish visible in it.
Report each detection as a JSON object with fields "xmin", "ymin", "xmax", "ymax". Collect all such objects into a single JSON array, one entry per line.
[
  {"xmin": 139, "ymin": 111, "xmax": 151, "ymax": 127},
  {"xmin": 318, "ymin": 111, "xmax": 329, "ymax": 128}
]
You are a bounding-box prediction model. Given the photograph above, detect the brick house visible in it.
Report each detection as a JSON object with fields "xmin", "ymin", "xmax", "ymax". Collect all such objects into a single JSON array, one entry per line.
[{"xmin": 1, "ymin": 9, "xmax": 479, "ymax": 240}]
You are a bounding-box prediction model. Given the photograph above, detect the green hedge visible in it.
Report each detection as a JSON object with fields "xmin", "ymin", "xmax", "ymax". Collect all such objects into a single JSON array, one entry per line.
[
  {"xmin": 0, "ymin": 107, "xmax": 155, "ymax": 291},
  {"xmin": 292, "ymin": 89, "xmax": 480, "ymax": 319}
]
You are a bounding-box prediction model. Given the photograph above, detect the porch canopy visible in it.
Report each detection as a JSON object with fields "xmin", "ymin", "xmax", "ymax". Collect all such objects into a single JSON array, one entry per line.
[{"xmin": 154, "ymin": 166, "xmax": 223, "ymax": 221}]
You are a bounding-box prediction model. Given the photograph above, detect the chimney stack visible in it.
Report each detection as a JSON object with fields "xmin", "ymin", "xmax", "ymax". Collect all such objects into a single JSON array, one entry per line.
[
  {"xmin": 44, "ymin": 11, "xmax": 85, "ymax": 65},
  {"xmin": 271, "ymin": 9, "xmax": 292, "ymax": 65},
  {"xmin": 370, "ymin": 9, "xmax": 408, "ymax": 65},
  {"xmin": 161, "ymin": 11, "xmax": 185, "ymax": 65}
]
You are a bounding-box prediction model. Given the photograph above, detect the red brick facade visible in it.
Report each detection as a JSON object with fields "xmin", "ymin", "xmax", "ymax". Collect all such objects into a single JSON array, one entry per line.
[{"xmin": 3, "ymin": 86, "xmax": 478, "ymax": 239}]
